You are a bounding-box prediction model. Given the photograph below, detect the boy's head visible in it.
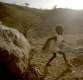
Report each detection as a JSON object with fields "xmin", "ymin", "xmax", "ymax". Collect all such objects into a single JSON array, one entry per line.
[{"xmin": 55, "ymin": 25, "xmax": 64, "ymax": 35}]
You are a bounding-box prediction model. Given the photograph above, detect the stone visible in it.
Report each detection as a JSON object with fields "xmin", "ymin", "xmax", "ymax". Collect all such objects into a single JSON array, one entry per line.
[{"xmin": 0, "ymin": 24, "xmax": 31, "ymax": 77}]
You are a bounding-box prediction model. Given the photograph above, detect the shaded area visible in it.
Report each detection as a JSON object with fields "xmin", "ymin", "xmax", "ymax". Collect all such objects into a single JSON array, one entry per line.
[
  {"xmin": 0, "ymin": 62, "xmax": 23, "ymax": 80},
  {"xmin": 0, "ymin": 49, "xmax": 23, "ymax": 80}
]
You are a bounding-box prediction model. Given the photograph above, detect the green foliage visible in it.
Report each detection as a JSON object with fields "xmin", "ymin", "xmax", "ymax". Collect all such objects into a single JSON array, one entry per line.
[{"xmin": 0, "ymin": 2, "xmax": 8, "ymax": 18}]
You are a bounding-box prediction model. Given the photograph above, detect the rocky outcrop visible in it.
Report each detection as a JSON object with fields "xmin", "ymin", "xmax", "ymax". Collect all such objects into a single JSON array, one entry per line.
[{"xmin": 0, "ymin": 24, "xmax": 31, "ymax": 78}]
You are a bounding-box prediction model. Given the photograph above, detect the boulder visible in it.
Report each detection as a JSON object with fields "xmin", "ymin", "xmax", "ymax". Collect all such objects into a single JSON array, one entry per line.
[{"xmin": 0, "ymin": 24, "xmax": 31, "ymax": 77}]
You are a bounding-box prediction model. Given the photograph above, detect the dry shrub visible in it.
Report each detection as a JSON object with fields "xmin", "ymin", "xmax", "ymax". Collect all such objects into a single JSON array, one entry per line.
[
  {"xmin": 23, "ymin": 65, "xmax": 47, "ymax": 80},
  {"xmin": 23, "ymin": 64, "xmax": 46, "ymax": 80}
]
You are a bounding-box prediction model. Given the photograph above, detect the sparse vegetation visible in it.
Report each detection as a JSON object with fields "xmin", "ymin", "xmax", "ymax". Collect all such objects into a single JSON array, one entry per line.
[{"xmin": 0, "ymin": 2, "xmax": 83, "ymax": 80}]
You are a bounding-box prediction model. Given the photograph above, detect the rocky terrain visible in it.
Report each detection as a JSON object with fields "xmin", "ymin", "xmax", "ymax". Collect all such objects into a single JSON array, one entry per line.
[
  {"xmin": 30, "ymin": 36, "xmax": 83, "ymax": 80},
  {"xmin": 0, "ymin": 2, "xmax": 83, "ymax": 80}
]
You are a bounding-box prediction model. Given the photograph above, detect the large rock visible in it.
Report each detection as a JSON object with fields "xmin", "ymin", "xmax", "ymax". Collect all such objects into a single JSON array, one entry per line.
[{"xmin": 0, "ymin": 24, "xmax": 31, "ymax": 77}]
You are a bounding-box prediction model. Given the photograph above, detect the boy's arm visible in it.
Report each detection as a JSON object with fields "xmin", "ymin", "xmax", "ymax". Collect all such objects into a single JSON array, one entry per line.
[
  {"xmin": 61, "ymin": 40, "xmax": 72, "ymax": 47},
  {"xmin": 42, "ymin": 36, "xmax": 57, "ymax": 50}
]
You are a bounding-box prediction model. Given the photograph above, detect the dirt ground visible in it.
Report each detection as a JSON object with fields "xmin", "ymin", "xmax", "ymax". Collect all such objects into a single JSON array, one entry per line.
[{"xmin": 30, "ymin": 35, "xmax": 83, "ymax": 80}]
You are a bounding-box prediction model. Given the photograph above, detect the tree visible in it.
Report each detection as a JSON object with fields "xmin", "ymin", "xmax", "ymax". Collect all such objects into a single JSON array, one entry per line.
[{"xmin": 25, "ymin": 3, "xmax": 29, "ymax": 7}]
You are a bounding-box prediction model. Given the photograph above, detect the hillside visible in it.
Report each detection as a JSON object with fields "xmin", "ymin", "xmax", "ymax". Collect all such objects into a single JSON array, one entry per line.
[
  {"xmin": 1, "ymin": 2, "xmax": 83, "ymax": 80},
  {"xmin": 0, "ymin": 2, "xmax": 83, "ymax": 40}
]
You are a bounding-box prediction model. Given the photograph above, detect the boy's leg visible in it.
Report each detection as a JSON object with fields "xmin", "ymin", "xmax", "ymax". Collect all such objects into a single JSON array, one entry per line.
[
  {"xmin": 58, "ymin": 51, "xmax": 71, "ymax": 67},
  {"xmin": 46, "ymin": 52, "xmax": 56, "ymax": 67}
]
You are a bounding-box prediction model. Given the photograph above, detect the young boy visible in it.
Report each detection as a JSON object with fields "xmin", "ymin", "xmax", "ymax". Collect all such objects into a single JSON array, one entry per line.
[{"xmin": 42, "ymin": 25, "xmax": 70, "ymax": 67}]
